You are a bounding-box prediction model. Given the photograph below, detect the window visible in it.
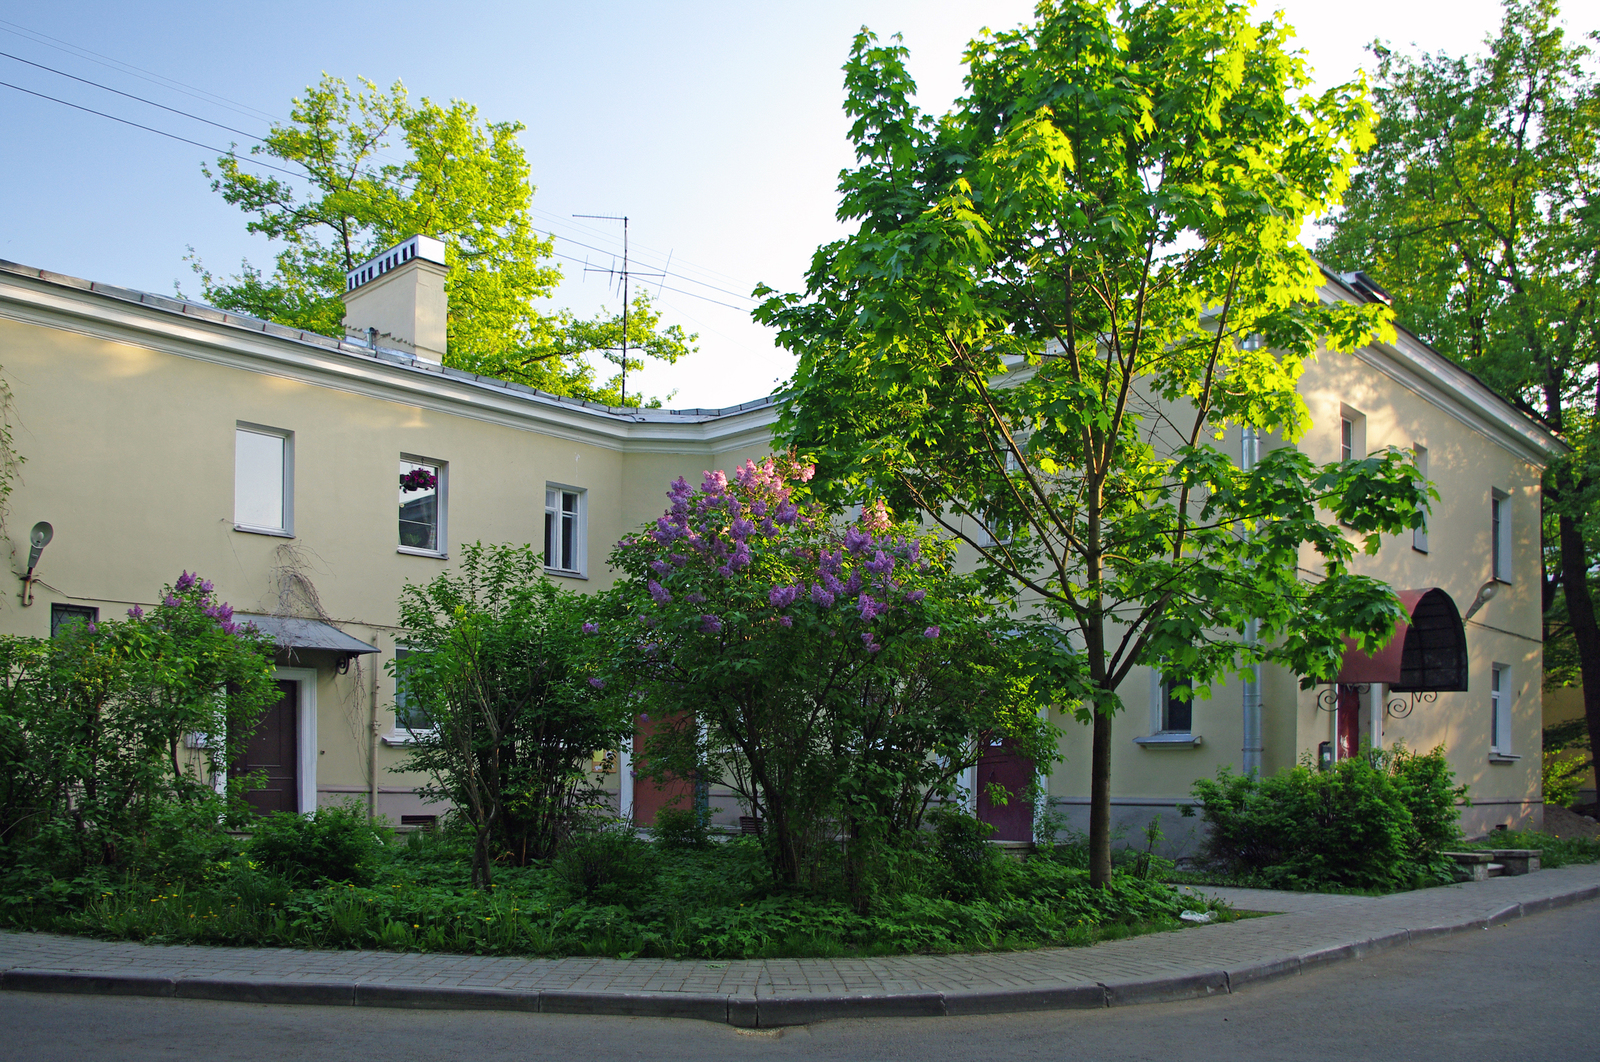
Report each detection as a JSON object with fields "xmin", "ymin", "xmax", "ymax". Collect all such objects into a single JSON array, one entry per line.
[
  {"xmin": 1491, "ymin": 489, "xmax": 1512, "ymax": 582},
  {"xmin": 1160, "ymin": 676, "xmax": 1192, "ymax": 734},
  {"xmin": 1412, "ymin": 445, "xmax": 1429, "ymax": 553},
  {"xmin": 544, "ymin": 486, "xmax": 584, "ymax": 574},
  {"xmin": 1490, "ymin": 664, "xmax": 1512, "ymax": 754},
  {"xmin": 392, "ymin": 648, "xmax": 432, "ymax": 733},
  {"xmin": 399, "ymin": 456, "xmax": 446, "ymax": 555},
  {"xmin": 1340, "ymin": 416, "xmax": 1353, "ymax": 462},
  {"xmin": 235, "ymin": 424, "xmax": 293, "ymax": 535},
  {"xmin": 50, "ymin": 603, "xmax": 97, "ymax": 637},
  {"xmin": 1338, "ymin": 405, "xmax": 1365, "ymax": 463}
]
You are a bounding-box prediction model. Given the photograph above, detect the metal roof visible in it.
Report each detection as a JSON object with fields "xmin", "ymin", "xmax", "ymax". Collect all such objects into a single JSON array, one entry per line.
[{"xmin": 238, "ymin": 614, "xmax": 379, "ymax": 656}]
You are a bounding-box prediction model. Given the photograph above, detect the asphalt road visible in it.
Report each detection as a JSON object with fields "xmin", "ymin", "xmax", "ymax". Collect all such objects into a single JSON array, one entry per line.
[{"xmin": 3, "ymin": 900, "xmax": 1594, "ymax": 1062}]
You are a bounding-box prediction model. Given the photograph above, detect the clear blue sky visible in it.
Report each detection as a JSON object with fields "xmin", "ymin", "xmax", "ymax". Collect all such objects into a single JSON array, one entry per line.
[{"xmin": 0, "ymin": 0, "xmax": 1529, "ymax": 407}]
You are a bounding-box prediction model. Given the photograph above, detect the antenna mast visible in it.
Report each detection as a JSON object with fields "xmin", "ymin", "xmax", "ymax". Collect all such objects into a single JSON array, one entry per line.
[{"xmin": 573, "ymin": 214, "xmax": 662, "ymax": 408}]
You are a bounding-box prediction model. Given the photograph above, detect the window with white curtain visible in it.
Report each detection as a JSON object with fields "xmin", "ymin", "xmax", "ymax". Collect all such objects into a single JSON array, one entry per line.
[
  {"xmin": 235, "ymin": 424, "xmax": 292, "ymax": 535},
  {"xmin": 545, "ymin": 486, "xmax": 584, "ymax": 574}
]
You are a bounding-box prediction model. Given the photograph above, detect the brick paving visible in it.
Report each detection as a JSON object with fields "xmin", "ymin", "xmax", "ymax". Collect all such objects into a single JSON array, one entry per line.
[{"xmin": 1, "ymin": 863, "xmax": 1596, "ymax": 1023}]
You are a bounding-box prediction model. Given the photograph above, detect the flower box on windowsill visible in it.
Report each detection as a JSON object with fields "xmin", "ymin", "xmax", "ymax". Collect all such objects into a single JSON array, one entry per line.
[{"xmin": 1134, "ymin": 733, "xmax": 1203, "ymax": 749}]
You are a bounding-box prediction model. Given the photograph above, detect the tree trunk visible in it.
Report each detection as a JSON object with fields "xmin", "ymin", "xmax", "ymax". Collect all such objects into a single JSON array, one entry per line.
[
  {"xmin": 1558, "ymin": 514, "xmax": 1600, "ymax": 808},
  {"xmin": 1089, "ymin": 706, "xmax": 1114, "ymax": 887}
]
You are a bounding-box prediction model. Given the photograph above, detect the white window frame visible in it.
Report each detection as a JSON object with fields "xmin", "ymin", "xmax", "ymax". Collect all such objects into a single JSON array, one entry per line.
[
  {"xmin": 544, "ymin": 484, "xmax": 586, "ymax": 577},
  {"xmin": 1338, "ymin": 405, "xmax": 1365, "ymax": 463},
  {"xmin": 398, "ymin": 454, "xmax": 448, "ymax": 559},
  {"xmin": 1491, "ymin": 489, "xmax": 1512, "ymax": 583},
  {"xmin": 274, "ymin": 666, "xmax": 318, "ymax": 814},
  {"xmin": 1490, "ymin": 664, "xmax": 1516, "ymax": 758},
  {"xmin": 1412, "ymin": 444, "xmax": 1428, "ymax": 554},
  {"xmin": 384, "ymin": 646, "xmax": 435, "ymax": 744},
  {"xmin": 234, "ymin": 423, "xmax": 293, "ymax": 537}
]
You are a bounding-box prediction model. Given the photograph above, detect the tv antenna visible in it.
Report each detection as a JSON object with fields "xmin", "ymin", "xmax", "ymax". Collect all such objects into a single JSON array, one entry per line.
[{"xmin": 572, "ymin": 214, "xmax": 664, "ymax": 407}]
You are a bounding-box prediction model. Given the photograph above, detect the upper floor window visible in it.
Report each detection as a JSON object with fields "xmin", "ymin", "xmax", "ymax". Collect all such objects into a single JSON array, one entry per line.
[
  {"xmin": 50, "ymin": 603, "xmax": 97, "ymax": 637},
  {"xmin": 545, "ymin": 487, "xmax": 584, "ymax": 575},
  {"xmin": 1339, "ymin": 404, "xmax": 1366, "ymax": 463},
  {"xmin": 1412, "ymin": 444, "xmax": 1429, "ymax": 554},
  {"xmin": 399, "ymin": 456, "xmax": 446, "ymax": 556},
  {"xmin": 1492, "ymin": 489, "xmax": 1512, "ymax": 582},
  {"xmin": 235, "ymin": 424, "xmax": 293, "ymax": 536}
]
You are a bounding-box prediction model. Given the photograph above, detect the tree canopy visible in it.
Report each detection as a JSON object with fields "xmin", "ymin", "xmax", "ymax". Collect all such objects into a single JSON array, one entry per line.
[
  {"xmin": 757, "ymin": 0, "xmax": 1429, "ymax": 885},
  {"xmin": 191, "ymin": 75, "xmax": 692, "ymax": 406},
  {"xmin": 1316, "ymin": 0, "xmax": 1600, "ymax": 780}
]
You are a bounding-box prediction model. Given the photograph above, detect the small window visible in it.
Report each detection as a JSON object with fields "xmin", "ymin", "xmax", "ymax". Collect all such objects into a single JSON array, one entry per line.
[
  {"xmin": 1491, "ymin": 490, "xmax": 1512, "ymax": 582},
  {"xmin": 235, "ymin": 424, "xmax": 293, "ymax": 535},
  {"xmin": 393, "ymin": 648, "xmax": 432, "ymax": 733},
  {"xmin": 1340, "ymin": 416, "xmax": 1353, "ymax": 462},
  {"xmin": 50, "ymin": 603, "xmax": 98, "ymax": 637},
  {"xmin": 1161, "ymin": 676, "xmax": 1192, "ymax": 734},
  {"xmin": 544, "ymin": 487, "xmax": 584, "ymax": 574},
  {"xmin": 1490, "ymin": 664, "xmax": 1511, "ymax": 753},
  {"xmin": 399, "ymin": 457, "xmax": 446, "ymax": 555},
  {"xmin": 1412, "ymin": 445, "xmax": 1429, "ymax": 554}
]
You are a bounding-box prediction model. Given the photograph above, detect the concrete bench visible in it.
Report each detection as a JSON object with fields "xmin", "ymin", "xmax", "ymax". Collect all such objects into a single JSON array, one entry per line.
[
  {"xmin": 1442, "ymin": 851, "xmax": 1498, "ymax": 881},
  {"xmin": 1489, "ymin": 849, "xmax": 1541, "ymax": 875}
]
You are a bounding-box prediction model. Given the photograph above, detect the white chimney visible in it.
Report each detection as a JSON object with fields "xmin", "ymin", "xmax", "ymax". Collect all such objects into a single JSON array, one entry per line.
[{"xmin": 342, "ymin": 235, "xmax": 448, "ymax": 364}]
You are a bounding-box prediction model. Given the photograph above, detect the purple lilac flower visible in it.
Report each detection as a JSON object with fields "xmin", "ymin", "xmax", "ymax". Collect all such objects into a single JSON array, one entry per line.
[
  {"xmin": 729, "ymin": 541, "xmax": 752, "ymax": 570},
  {"xmin": 701, "ymin": 470, "xmax": 728, "ymax": 494},
  {"xmin": 731, "ymin": 517, "xmax": 755, "ymax": 540},
  {"xmin": 87, "ymin": 622, "xmax": 98, "ymax": 633},
  {"xmin": 220, "ymin": 621, "xmax": 241, "ymax": 636},
  {"xmin": 865, "ymin": 550, "xmax": 895, "ymax": 578},
  {"xmin": 589, "ymin": 678, "xmax": 607, "ymax": 690},
  {"xmin": 774, "ymin": 501, "xmax": 799, "ymax": 526},
  {"xmin": 905, "ymin": 589, "xmax": 927, "ymax": 603},
  {"xmin": 163, "ymin": 594, "xmax": 181, "ymax": 608},
  {"xmin": 768, "ymin": 585, "xmax": 800, "ymax": 609},
  {"xmin": 199, "ymin": 579, "xmax": 214, "ymax": 594},
  {"xmin": 669, "ymin": 553, "xmax": 688, "ymax": 567},
  {"xmin": 687, "ymin": 592, "xmax": 706, "ymax": 605},
  {"xmin": 750, "ymin": 499, "xmax": 769, "ymax": 518},
  {"xmin": 648, "ymin": 581, "xmax": 672, "ymax": 605},
  {"xmin": 175, "ymin": 571, "xmax": 197, "ymax": 592},
  {"xmin": 860, "ymin": 633, "xmax": 880, "ymax": 653},
  {"xmin": 810, "ymin": 583, "xmax": 835, "ymax": 608},
  {"xmin": 924, "ymin": 626, "xmax": 942, "ymax": 639},
  {"xmin": 699, "ymin": 614, "xmax": 723, "ymax": 634},
  {"xmin": 650, "ymin": 559, "xmax": 671, "ymax": 576},
  {"xmin": 843, "ymin": 527, "xmax": 872, "ymax": 556},
  {"xmin": 126, "ymin": 606, "xmax": 144, "ymax": 620},
  {"xmin": 857, "ymin": 594, "xmax": 885, "ymax": 622},
  {"xmin": 778, "ymin": 615, "xmax": 793, "ymax": 627},
  {"xmin": 821, "ymin": 571, "xmax": 845, "ymax": 596},
  {"xmin": 582, "ymin": 622, "xmax": 599, "ymax": 635},
  {"xmin": 844, "ymin": 570, "xmax": 863, "ymax": 595}
]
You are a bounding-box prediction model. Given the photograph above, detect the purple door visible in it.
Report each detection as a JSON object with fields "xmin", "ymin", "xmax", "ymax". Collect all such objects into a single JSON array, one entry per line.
[
  {"xmin": 976, "ymin": 737, "xmax": 1034, "ymax": 842},
  {"xmin": 237, "ymin": 680, "xmax": 299, "ymax": 815},
  {"xmin": 1336, "ymin": 684, "xmax": 1361, "ymax": 761}
]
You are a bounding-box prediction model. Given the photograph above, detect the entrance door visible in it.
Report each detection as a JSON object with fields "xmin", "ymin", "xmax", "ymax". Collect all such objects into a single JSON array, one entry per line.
[
  {"xmin": 1336, "ymin": 684, "xmax": 1361, "ymax": 761},
  {"xmin": 976, "ymin": 737, "xmax": 1034, "ymax": 842},
  {"xmin": 631, "ymin": 714, "xmax": 694, "ymax": 826},
  {"xmin": 237, "ymin": 679, "xmax": 299, "ymax": 815}
]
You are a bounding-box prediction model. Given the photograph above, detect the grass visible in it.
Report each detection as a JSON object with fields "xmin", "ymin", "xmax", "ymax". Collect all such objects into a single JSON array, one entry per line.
[{"xmin": 5, "ymin": 830, "xmax": 1240, "ymax": 961}]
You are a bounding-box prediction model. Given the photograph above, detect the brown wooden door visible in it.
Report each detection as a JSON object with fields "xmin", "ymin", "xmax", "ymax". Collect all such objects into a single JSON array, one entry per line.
[
  {"xmin": 976, "ymin": 737, "xmax": 1035, "ymax": 842},
  {"xmin": 237, "ymin": 679, "xmax": 299, "ymax": 815},
  {"xmin": 1336, "ymin": 684, "xmax": 1361, "ymax": 761},
  {"xmin": 631, "ymin": 714, "xmax": 694, "ymax": 826}
]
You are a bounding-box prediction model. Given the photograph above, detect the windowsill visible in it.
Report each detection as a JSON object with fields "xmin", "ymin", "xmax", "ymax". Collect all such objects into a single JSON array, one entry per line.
[
  {"xmin": 397, "ymin": 546, "xmax": 448, "ymax": 560},
  {"xmin": 1135, "ymin": 733, "xmax": 1203, "ymax": 749},
  {"xmin": 1488, "ymin": 752, "xmax": 1521, "ymax": 764},
  {"xmin": 544, "ymin": 568, "xmax": 588, "ymax": 580},
  {"xmin": 1412, "ymin": 546, "xmax": 1428, "ymax": 555},
  {"xmin": 235, "ymin": 524, "xmax": 293, "ymax": 538},
  {"xmin": 381, "ymin": 730, "xmax": 434, "ymax": 746}
]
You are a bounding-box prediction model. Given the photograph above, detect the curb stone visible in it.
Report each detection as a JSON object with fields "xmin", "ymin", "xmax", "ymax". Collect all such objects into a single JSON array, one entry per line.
[{"xmin": 3, "ymin": 877, "xmax": 1596, "ymax": 1027}]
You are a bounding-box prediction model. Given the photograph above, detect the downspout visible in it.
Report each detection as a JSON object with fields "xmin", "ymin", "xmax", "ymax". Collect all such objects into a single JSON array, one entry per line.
[
  {"xmin": 1242, "ymin": 427, "xmax": 1263, "ymax": 776},
  {"xmin": 368, "ymin": 657, "xmax": 379, "ymax": 823}
]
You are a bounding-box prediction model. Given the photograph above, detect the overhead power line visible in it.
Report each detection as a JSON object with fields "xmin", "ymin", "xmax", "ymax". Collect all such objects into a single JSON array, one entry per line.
[{"xmin": 0, "ymin": 79, "xmax": 308, "ymax": 181}]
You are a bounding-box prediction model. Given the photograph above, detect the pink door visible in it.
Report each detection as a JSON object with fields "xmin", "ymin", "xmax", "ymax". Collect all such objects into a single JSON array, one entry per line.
[
  {"xmin": 976, "ymin": 737, "xmax": 1034, "ymax": 842},
  {"xmin": 631, "ymin": 715, "xmax": 695, "ymax": 826}
]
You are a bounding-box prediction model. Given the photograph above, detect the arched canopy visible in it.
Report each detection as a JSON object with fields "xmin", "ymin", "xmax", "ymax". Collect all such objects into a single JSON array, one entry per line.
[{"xmin": 1336, "ymin": 588, "xmax": 1468, "ymax": 692}]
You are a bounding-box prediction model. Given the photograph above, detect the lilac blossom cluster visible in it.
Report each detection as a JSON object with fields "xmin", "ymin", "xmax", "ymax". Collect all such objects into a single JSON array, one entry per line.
[
  {"xmin": 631, "ymin": 457, "xmax": 937, "ymax": 652},
  {"xmin": 132, "ymin": 571, "xmax": 251, "ymax": 636}
]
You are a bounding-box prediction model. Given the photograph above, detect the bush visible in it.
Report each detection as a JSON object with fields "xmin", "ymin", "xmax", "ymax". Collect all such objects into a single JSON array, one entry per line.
[
  {"xmin": 246, "ymin": 803, "xmax": 390, "ymax": 886},
  {"xmin": 650, "ymin": 805, "xmax": 713, "ymax": 850},
  {"xmin": 927, "ymin": 808, "xmax": 1005, "ymax": 902},
  {"xmin": 1185, "ymin": 746, "xmax": 1464, "ymax": 891},
  {"xmin": 552, "ymin": 828, "xmax": 659, "ymax": 906}
]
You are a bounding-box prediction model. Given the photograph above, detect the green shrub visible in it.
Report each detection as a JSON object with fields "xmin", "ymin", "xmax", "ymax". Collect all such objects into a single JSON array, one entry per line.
[
  {"xmin": 246, "ymin": 803, "xmax": 390, "ymax": 886},
  {"xmin": 927, "ymin": 807, "xmax": 1005, "ymax": 902},
  {"xmin": 552, "ymin": 828, "xmax": 659, "ymax": 906},
  {"xmin": 650, "ymin": 805, "xmax": 713, "ymax": 850},
  {"xmin": 1185, "ymin": 746, "xmax": 1463, "ymax": 891}
]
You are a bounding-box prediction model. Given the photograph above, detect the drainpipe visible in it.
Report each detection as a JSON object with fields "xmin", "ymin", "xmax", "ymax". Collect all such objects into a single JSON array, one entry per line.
[
  {"xmin": 368, "ymin": 656, "xmax": 379, "ymax": 823},
  {"xmin": 1241, "ymin": 428, "xmax": 1264, "ymax": 775}
]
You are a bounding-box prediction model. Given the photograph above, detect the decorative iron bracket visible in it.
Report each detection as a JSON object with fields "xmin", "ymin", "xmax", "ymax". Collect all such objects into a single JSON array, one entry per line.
[
  {"xmin": 1316, "ymin": 682, "xmax": 1369, "ymax": 713},
  {"xmin": 1384, "ymin": 690, "xmax": 1437, "ymax": 720}
]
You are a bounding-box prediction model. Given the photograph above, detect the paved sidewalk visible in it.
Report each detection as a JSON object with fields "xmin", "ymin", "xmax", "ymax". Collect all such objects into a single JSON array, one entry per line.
[{"xmin": 2, "ymin": 864, "xmax": 1596, "ymax": 1027}]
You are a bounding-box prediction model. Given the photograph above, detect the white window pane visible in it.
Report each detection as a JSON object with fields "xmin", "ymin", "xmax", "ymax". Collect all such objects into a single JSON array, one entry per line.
[{"xmin": 236, "ymin": 430, "xmax": 284, "ymax": 529}]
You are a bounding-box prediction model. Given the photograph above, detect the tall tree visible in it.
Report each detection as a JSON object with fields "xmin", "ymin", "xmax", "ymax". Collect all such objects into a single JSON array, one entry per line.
[
  {"xmin": 190, "ymin": 75, "xmax": 692, "ymax": 405},
  {"xmin": 1317, "ymin": 0, "xmax": 1600, "ymax": 785},
  {"xmin": 757, "ymin": 0, "xmax": 1428, "ymax": 885}
]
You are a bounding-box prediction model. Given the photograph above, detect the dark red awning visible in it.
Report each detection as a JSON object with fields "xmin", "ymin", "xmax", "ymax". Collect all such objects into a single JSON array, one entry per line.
[{"xmin": 1337, "ymin": 587, "xmax": 1468, "ymax": 692}]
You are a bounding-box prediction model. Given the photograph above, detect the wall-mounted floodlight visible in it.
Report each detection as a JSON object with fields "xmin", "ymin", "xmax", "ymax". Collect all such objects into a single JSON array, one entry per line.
[
  {"xmin": 20, "ymin": 521, "xmax": 52, "ymax": 607},
  {"xmin": 1463, "ymin": 578, "xmax": 1499, "ymax": 621}
]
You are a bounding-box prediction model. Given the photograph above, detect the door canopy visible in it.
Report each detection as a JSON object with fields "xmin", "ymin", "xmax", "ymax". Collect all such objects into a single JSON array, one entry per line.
[{"xmin": 1336, "ymin": 588, "xmax": 1468, "ymax": 692}]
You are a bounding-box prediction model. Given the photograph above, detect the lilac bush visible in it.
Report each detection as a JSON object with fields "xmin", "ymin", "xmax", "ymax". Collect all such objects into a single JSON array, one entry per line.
[{"xmin": 595, "ymin": 457, "xmax": 1067, "ymax": 893}]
